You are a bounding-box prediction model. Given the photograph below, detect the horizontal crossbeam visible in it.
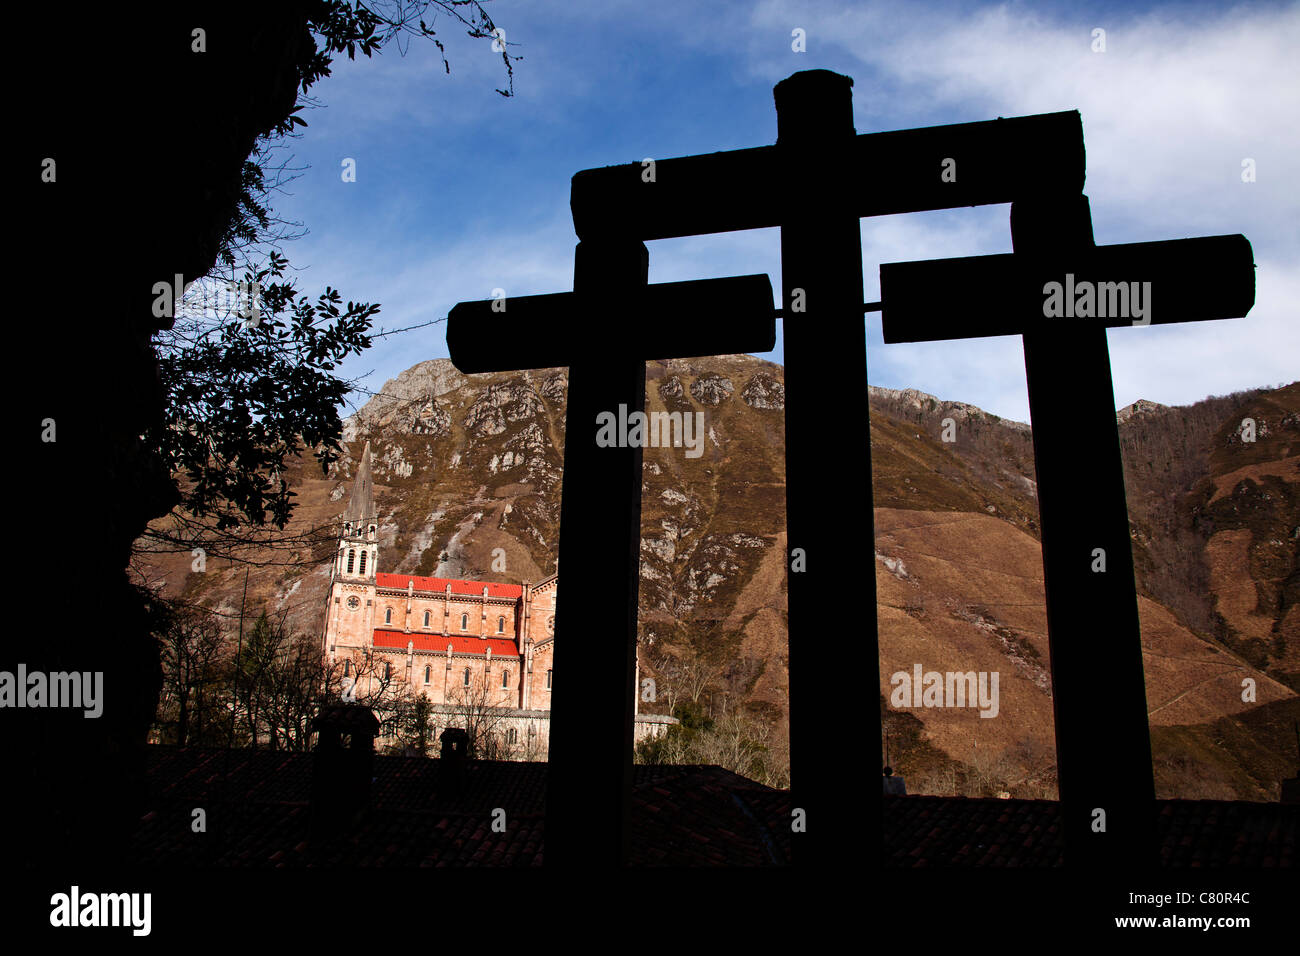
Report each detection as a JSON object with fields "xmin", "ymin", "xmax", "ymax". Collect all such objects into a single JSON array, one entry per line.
[
  {"xmin": 447, "ymin": 273, "xmax": 775, "ymax": 373},
  {"xmin": 773, "ymin": 301, "xmax": 880, "ymax": 317},
  {"xmin": 570, "ymin": 111, "xmax": 1085, "ymax": 240},
  {"xmin": 880, "ymin": 234, "xmax": 1254, "ymax": 343}
]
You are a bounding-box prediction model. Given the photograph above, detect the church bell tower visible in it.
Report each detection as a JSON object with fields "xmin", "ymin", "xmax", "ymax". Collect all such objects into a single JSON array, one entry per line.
[{"xmin": 336, "ymin": 440, "xmax": 378, "ymax": 581}]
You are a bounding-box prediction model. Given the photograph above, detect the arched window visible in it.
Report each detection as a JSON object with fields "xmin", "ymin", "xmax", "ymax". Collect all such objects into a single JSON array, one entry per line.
[
  {"xmin": 424, "ymin": 610, "xmax": 431, "ymax": 627},
  {"xmin": 424, "ymin": 665, "xmax": 431, "ymax": 683},
  {"xmin": 502, "ymin": 669, "xmax": 510, "ymax": 688},
  {"xmin": 384, "ymin": 607, "xmax": 392, "ymax": 625},
  {"xmin": 460, "ymin": 613, "xmax": 469, "ymax": 631},
  {"xmin": 463, "ymin": 667, "xmax": 471, "ymax": 687},
  {"xmin": 497, "ymin": 616, "xmax": 505, "ymax": 633},
  {"xmin": 368, "ymin": 524, "xmax": 376, "ymax": 538},
  {"xmin": 346, "ymin": 549, "xmax": 355, "ymax": 574},
  {"xmin": 546, "ymin": 669, "xmax": 552, "ymax": 690},
  {"xmin": 359, "ymin": 550, "xmax": 367, "ymax": 574},
  {"xmin": 343, "ymin": 660, "xmax": 351, "ymax": 677},
  {"xmin": 506, "ymin": 728, "xmax": 518, "ymax": 745},
  {"xmin": 382, "ymin": 662, "xmax": 391, "ymax": 680}
]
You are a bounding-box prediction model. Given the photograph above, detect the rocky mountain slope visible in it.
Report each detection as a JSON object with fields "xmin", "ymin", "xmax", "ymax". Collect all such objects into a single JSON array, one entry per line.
[
  {"xmin": 135, "ymin": 357, "xmax": 1300, "ymax": 800},
  {"xmin": 1127, "ymin": 384, "xmax": 1300, "ymax": 689}
]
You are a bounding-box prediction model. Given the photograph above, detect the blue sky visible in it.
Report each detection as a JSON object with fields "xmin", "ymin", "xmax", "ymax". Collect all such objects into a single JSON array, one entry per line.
[{"xmin": 256, "ymin": 0, "xmax": 1298, "ymax": 424}]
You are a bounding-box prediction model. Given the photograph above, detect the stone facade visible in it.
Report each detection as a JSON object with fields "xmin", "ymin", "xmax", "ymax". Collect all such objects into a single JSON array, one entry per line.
[{"xmin": 321, "ymin": 442, "xmax": 675, "ymax": 756}]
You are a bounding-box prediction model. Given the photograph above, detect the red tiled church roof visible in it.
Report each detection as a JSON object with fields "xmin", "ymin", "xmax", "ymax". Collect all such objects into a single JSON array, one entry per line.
[
  {"xmin": 372, "ymin": 628, "xmax": 520, "ymax": 657},
  {"xmin": 375, "ymin": 573, "xmax": 523, "ymax": 598}
]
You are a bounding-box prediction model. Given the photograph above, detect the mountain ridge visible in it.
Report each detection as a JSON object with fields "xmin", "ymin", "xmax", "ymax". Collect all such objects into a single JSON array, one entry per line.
[{"xmin": 135, "ymin": 357, "xmax": 1300, "ymax": 799}]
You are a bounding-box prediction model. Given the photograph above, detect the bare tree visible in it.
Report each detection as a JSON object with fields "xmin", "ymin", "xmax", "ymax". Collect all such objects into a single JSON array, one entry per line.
[
  {"xmin": 514, "ymin": 722, "xmax": 548, "ymax": 762},
  {"xmin": 227, "ymin": 610, "xmax": 399, "ymax": 750},
  {"xmin": 155, "ymin": 603, "xmax": 230, "ymax": 746},
  {"xmin": 634, "ymin": 683, "xmax": 790, "ymax": 788},
  {"xmin": 440, "ymin": 672, "xmax": 515, "ymax": 759},
  {"xmin": 322, "ymin": 645, "xmax": 407, "ymax": 739},
  {"xmin": 259, "ymin": 632, "xmax": 336, "ymax": 751},
  {"xmin": 689, "ymin": 705, "xmax": 789, "ymax": 788},
  {"xmin": 648, "ymin": 648, "xmax": 724, "ymax": 714}
]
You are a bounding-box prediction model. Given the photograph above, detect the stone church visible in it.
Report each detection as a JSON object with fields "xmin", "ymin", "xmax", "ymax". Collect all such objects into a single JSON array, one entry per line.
[{"xmin": 321, "ymin": 441, "xmax": 674, "ymax": 757}]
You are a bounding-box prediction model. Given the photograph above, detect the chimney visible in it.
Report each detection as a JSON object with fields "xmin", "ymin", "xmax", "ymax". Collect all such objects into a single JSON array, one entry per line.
[
  {"xmin": 439, "ymin": 727, "xmax": 469, "ymax": 799},
  {"xmin": 310, "ymin": 703, "xmax": 380, "ymax": 841},
  {"xmin": 882, "ymin": 765, "xmax": 907, "ymax": 796}
]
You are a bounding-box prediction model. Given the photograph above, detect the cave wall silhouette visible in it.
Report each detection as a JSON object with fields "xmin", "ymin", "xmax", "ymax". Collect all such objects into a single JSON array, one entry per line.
[{"xmin": 14, "ymin": 2, "xmax": 313, "ymax": 866}]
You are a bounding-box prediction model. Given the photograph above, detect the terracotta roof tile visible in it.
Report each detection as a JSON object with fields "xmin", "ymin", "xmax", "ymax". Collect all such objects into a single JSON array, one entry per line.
[
  {"xmin": 131, "ymin": 749, "xmax": 1297, "ymax": 867},
  {"xmin": 131, "ymin": 748, "xmax": 790, "ymax": 867},
  {"xmin": 375, "ymin": 573, "xmax": 522, "ymax": 598},
  {"xmin": 882, "ymin": 794, "xmax": 1297, "ymax": 867},
  {"xmin": 372, "ymin": 628, "xmax": 520, "ymax": 657}
]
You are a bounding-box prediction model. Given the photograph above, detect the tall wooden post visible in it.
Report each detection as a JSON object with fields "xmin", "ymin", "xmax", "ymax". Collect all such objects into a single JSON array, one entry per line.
[
  {"xmin": 1011, "ymin": 194, "xmax": 1157, "ymax": 868},
  {"xmin": 775, "ymin": 70, "xmax": 879, "ymax": 866},
  {"xmin": 449, "ymin": 267, "xmax": 775, "ymax": 866},
  {"xmin": 544, "ymin": 239, "xmax": 648, "ymax": 866},
  {"xmin": 880, "ymin": 222, "xmax": 1254, "ymax": 868}
]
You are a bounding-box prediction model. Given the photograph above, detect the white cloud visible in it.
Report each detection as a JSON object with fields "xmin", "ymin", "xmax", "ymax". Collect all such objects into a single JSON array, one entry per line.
[
  {"xmin": 289, "ymin": 2, "xmax": 1296, "ymax": 422},
  {"xmin": 742, "ymin": 1, "xmax": 1299, "ymax": 417}
]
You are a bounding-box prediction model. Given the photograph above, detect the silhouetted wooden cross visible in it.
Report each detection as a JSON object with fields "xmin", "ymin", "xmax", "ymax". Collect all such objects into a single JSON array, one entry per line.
[
  {"xmin": 564, "ymin": 69, "xmax": 1087, "ymax": 868},
  {"xmin": 879, "ymin": 194, "xmax": 1255, "ymax": 867},
  {"xmin": 448, "ymin": 262, "xmax": 775, "ymax": 866}
]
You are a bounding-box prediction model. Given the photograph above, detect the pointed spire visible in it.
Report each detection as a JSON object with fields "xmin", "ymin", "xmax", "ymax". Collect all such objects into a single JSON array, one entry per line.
[{"xmin": 343, "ymin": 440, "xmax": 376, "ymax": 526}]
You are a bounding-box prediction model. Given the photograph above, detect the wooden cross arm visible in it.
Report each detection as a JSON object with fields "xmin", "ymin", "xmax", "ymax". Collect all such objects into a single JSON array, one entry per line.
[
  {"xmin": 446, "ymin": 273, "xmax": 775, "ymax": 374},
  {"xmin": 880, "ymin": 234, "xmax": 1255, "ymax": 343},
  {"xmin": 570, "ymin": 111, "xmax": 1084, "ymax": 241}
]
